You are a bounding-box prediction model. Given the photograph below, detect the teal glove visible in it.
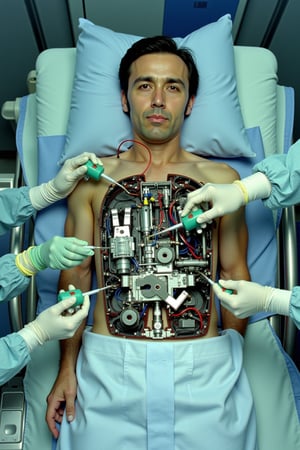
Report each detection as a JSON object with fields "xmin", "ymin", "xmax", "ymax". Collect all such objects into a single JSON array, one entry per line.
[
  {"xmin": 15, "ymin": 236, "xmax": 94, "ymax": 275},
  {"xmin": 28, "ymin": 236, "xmax": 94, "ymax": 270}
]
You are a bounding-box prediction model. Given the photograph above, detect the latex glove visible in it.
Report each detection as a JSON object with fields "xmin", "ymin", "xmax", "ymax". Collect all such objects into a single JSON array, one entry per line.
[
  {"xmin": 213, "ymin": 279, "xmax": 291, "ymax": 318},
  {"xmin": 31, "ymin": 236, "xmax": 94, "ymax": 270},
  {"xmin": 18, "ymin": 292, "xmax": 90, "ymax": 351},
  {"xmin": 181, "ymin": 183, "xmax": 244, "ymax": 224},
  {"xmin": 181, "ymin": 172, "xmax": 272, "ymax": 225},
  {"xmin": 29, "ymin": 152, "xmax": 102, "ymax": 210},
  {"xmin": 17, "ymin": 236, "xmax": 94, "ymax": 274}
]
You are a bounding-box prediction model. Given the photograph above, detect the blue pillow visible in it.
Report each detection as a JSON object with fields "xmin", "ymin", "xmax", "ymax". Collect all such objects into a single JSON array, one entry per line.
[{"xmin": 60, "ymin": 15, "xmax": 255, "ymax": 163}]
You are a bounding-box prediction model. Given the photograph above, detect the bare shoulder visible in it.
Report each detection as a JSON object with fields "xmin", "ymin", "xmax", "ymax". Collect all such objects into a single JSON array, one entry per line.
[
  {"xmin": 190, "ymin": 156, "xmax": 240, "ymax": 184},
  {"xmin": 68, "ymin": 177, "xmax": 98, "ymax": 207}
]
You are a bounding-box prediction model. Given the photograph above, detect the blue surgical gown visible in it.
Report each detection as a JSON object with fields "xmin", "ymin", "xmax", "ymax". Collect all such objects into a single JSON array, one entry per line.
[
  {"xmin": 253, "ymin": 140, "xmax": 300, "ymax": 210},
  {"xmin": 0, "ymin": 186, "xmax": 34, "ymax": 384},
  {"xmin": 0, "ymin": 186, "xmax": 34, "ymax": 235},
  {"xmin": 0, "ymin": 186, "xmax": 34, "ymax": 301},
  {"xmin": 254, "ymin": 139, "xmax": 300, "ymax": 329}
]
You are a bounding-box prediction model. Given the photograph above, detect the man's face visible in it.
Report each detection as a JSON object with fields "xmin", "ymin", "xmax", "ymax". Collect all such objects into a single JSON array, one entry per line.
[{"xmin": 121, "ymin": 53, "xmax": 194, "ymax": 145}]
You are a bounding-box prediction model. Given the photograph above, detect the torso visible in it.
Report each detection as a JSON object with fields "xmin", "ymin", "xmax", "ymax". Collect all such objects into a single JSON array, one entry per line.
[{"xmin": 85, "ymin": 150, "xmax": 237, "ymax": 340}]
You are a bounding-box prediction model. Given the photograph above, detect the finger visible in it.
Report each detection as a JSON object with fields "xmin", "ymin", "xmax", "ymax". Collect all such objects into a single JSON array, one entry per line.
[
  {"xmin": 195, "ymin": 210, "xmax": 216, "ymax": 224},
  {"xmin": 68, "ymin": 152, "xmax": 93, "ymax": 167},
  {"xmin": 86, "ymin": 153, "xmax": 103, "ymax": 166},
  {"xmin": 181, "ymin": 198, "xmax": 198, "ymax": 216},
  {"xmin": 65, "ymin": 395, "xmax": 76, "ymax": 423},
  {"xmin": 55, "ymin": 297, "xmax": 77, "ymax": 313},
  {"xmin": 45, "ymin": 408, "xmax": 61, "ymax": 439},
  {"xmin": 218, "ymin": 279, "xmax": 237, "ymax": 290},
  {"xmin": 212, "ymin": 283, "xmax": 224, "ymax": 298},
  {"xmin": 67, "ymin": 165, "xmax": 88, "ymax": 182},
  {"xmin": 59, "ymin": 248, "xmax": 94, "ymax": 262}
]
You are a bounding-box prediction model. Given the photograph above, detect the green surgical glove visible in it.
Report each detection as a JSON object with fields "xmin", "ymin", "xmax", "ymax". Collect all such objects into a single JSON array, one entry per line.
[
  {"xmin": 29, "ymin": 236, "xmax": 94, "ymax": 270},
  {"xmin": 16, "ymin": 236, "xmax": 94, "ymax": 274}
]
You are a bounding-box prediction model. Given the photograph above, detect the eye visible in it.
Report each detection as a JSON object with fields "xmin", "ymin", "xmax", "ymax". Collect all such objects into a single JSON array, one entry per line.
[
  {"xmin": 168, "ymin": 84, "xmax": 180, "ymax": 92},
  {"xmin": 139, "ymin": 83, "xmax": 151, "ymax": 90}
]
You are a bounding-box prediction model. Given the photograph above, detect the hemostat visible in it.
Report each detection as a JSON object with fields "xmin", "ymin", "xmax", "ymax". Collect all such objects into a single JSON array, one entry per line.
[{"xmin": 98, "ymin": 175, "xmax": 214, "ymax": 340}]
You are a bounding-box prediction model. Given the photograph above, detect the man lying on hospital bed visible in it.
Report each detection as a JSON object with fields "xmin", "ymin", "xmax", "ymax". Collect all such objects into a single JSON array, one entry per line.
[
  {"xmin": 46, "ymin": 36, "xmax": 257, "ymax": 450},
  {"xmin": 182, "ymin": 140, "xmax": 300, "ymax": 327}
]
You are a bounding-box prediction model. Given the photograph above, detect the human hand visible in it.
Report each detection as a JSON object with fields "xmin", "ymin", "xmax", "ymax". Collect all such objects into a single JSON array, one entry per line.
[
  {"xmin": 29, "ymin": 152, "xmax": 102, "ymax": 209},
  {"xmin": 181, "ymin": 183, "xmax": 244, "ymax": 224},
  {"xmin": 21, "ymin": 293, "xmax": 89, "ymax": 345},
  {"xmin": 29, "ymin": 236, "xmax": 94, "ymax": 271},
  {"xmin": 52, "ymin": 152, "xmax": 103, "ymax": 198},
  {"xmin": 213, "ymin": 279, "xmax": 278, "ymax": 318},
  {"xmin": 46, "ymin": 368, "xmax": 78, "ymax": 439}
]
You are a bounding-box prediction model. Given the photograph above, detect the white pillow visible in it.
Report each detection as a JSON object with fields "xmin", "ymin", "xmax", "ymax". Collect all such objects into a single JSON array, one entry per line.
[{"xmin": 60, "ymin": 15, "xmax": 254, "ymax": 163}]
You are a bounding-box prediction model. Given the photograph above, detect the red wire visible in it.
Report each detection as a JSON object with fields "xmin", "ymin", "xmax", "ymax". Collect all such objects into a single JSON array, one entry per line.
[
  {"xmin": 172, "ymin": 307, "xmax": 203, "ymax": 329},
  {"xmin": 116, "ymin": 139, "xmax": 152, "ymax": 176}
]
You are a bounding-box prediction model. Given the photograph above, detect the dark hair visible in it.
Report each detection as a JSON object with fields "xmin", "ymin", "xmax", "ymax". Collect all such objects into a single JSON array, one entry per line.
[{"xmin": 118, "ymin": 36, "xmax": 199, "ymax": 99}]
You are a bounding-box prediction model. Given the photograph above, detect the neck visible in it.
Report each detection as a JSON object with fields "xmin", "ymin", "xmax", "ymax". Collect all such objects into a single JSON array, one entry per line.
[{"xmin": 129, "ymin": 137, "xmax": 185, "ymax": 165}]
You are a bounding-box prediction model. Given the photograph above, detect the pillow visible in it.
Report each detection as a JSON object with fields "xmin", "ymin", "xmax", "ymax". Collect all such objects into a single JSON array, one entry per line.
[{"xmin": 60, "ymin": 15, "xmax": 255, "ymax": 163}]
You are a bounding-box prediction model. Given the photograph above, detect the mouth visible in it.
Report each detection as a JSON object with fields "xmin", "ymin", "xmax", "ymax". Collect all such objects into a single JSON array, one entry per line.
[{"xmin": 147, "ymin": 114, "xmax": 168, "ymax": 124}]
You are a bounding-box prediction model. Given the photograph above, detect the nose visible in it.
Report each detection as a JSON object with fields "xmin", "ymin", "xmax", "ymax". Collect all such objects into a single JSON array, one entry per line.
[{"xmin": 151, "ymin": 87, "xmax": 165, "ymax": 108}]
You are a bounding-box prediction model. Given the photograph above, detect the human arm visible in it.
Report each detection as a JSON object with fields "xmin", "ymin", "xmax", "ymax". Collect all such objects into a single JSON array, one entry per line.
[
  {"xmin": 215, "ymin": 281, "xmax": 300, "ymax": 331},
  {"xmin": 16, "ymin": 236, "xmax": 94, "ymax": 276},
  {"xmin": 181, "ymin": 172, "xmax": 271, "ymax": 224},
  {"xmin": 29, "ymin": 152, "xmax": 102, "ymax": 210},
  {"xmin": 213, "ymin": 280, "xmax": 291, "ymax": 318},
  {"xmin": 0, "ymin": 187, "xmax": 35, "ymax": 235},
  {"xmin": 217, "ymin": 195, "xmax": 250, "ymax": 335},
  {"xmin": 0, "ymin": 236, "xmax": 93, "ymax": 303},
  {"xmin": 253, "ymin": 140, "xmax": 300, "ymax": 209},
  {"xmin": 0, "ymin": 253, "xmax": 31, "ymax": 302},
  {"xmin": 0, "ymin": 295, "xmax": 89, "ymax": 386},
  {"xmin": 46, "ymin": 182, "xmax": 95, "ymax": 438}
]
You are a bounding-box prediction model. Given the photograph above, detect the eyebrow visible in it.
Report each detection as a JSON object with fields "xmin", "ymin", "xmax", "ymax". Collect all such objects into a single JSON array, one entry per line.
[{"xmin": 132, "ymin": 76, "xmax": 186, "ymax": 87}]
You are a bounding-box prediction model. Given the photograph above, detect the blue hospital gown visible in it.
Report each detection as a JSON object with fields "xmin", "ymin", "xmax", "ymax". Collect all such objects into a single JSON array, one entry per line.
[
  {"xmin": 0, "ymin": 186, "xmax": 34, "ymax": 384},
  {"xmin": 254, "ymin": 139, "xmax": 300, "ymax": 329}
]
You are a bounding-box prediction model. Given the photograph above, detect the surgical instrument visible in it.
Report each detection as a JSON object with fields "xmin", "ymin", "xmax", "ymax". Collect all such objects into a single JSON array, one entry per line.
[
  {"xmin": 58, "ymin": 285, "xmax": 117, "ymax": 307},
  {"xmin": 85, "ymin": 245, "xmax": 103, "ymax": 249},
  {"xmin": 148, "ymin": 207, "xmax": 204, "ymax": 238},
  {"xmin": 200, "ymin": 272, "xmax": 234, "ymax": 294},
  {"xmin": 85, "ymin": 160, "xmax": 130, "ymax": 195}
]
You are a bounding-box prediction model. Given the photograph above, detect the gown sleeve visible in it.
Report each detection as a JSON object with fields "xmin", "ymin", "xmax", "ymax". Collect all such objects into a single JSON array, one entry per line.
[
  {"xmin": 0, "ymin": 186, "xmax": 35, "ymax": 235},
  {"xmin": 0, "ymin": 253, "xmax": 30, "ymax": 302},
  {"xmin": 0, "ymin": 333, "xmax": 31, "ymax": 385},
  {"xmin": 253, "ymin": 140, "xmax": 300, "ymax": 209},
  {"xmin": 290, "ymin": 287, "xmax": 300, "ymax": 330}
]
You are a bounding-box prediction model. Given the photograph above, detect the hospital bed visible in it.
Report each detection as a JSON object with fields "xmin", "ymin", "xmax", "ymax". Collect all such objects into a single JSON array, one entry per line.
[{"xmin": 1, "ymin": 15, "xmax": 300, "ymax": 450}]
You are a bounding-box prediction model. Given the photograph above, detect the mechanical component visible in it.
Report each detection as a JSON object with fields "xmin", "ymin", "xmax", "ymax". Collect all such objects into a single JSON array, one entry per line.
[{"xmin": 98, "ymin": 176, "xmax": 214, "ymax": 339}]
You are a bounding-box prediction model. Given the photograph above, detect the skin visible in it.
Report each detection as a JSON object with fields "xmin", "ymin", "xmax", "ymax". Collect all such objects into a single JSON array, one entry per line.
[{"xmin": 46, "ymin": 53, "xmax": 250, "ymax": 438}]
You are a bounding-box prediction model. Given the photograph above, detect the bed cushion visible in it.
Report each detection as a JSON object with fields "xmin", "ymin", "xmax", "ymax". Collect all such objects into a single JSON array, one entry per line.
[{"xmin": 59, "ymin": 15, "xmax": 255, "ymax": 162}]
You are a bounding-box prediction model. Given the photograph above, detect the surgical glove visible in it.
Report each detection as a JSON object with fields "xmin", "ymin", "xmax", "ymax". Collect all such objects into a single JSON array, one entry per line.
[
  {"xmin": 181, "ymin": 183, "xmax": 244, "ymax": 224},
  {"xmin": 29, "ymin": 152, "xmax": 102, "ymax": 210},
  {"xmin": 17, "ymin": 236, "xmax": 94, "ymax": 274},
  {"xmin": 213, "ymin": 279, "xmax": 291, "ymax": 318},
  {"xmin": 181, "ymin": 172, "xmax": 272, "ymax": 225},
  {"xmin": 18, "ymin": 294, "xmax": 90, "ymax": 351}
]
